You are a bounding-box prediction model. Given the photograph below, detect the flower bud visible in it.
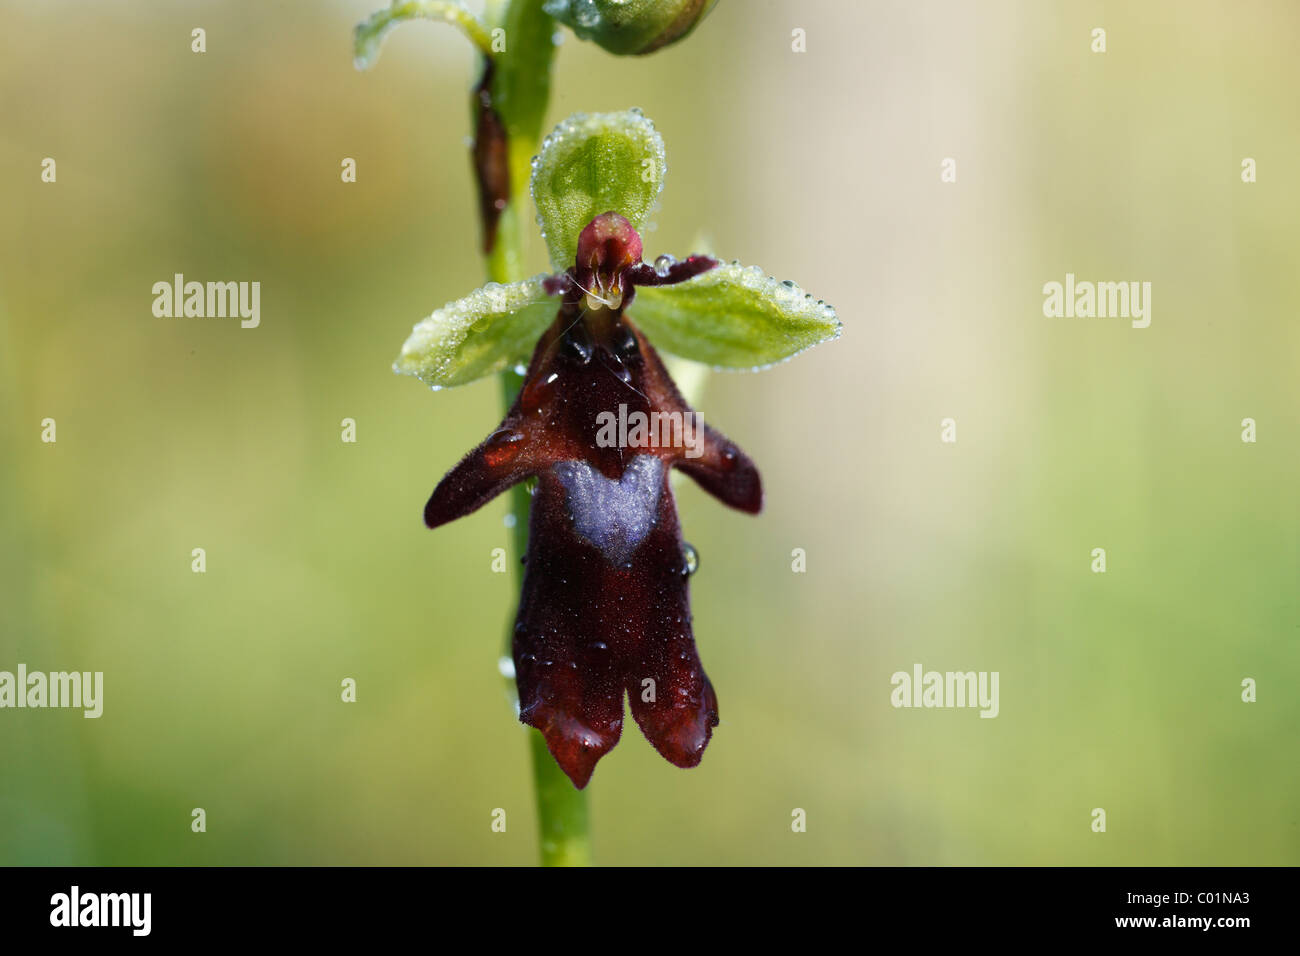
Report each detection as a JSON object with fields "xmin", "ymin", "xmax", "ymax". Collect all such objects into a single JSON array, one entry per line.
[{"xmin": 543, "ymin": 0, "xmax": 719, "ymax": 56}]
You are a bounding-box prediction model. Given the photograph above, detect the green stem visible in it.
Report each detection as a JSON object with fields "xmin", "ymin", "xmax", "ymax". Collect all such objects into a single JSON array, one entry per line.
[
  {"xmin": 528, "ymin": 725, "xmax": 593, "ymax": 865},
  {"xmin": 480, "ymin": 0, "xmax": 590, "ymax": 867}
]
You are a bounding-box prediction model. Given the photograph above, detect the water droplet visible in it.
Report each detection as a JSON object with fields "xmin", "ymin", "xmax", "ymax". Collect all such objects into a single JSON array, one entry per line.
[
  {"xmin": 497, "ymin": 656, "xmax": 516, "ymax": 679},
  {"xmin": 484, "ymin": 428, "xmax": 524, "ymax": 467},
  {"xmin": 654, "ymin": 254, "xmax": 677, "ymax": 277},
  {"xmin": 573, "ymin": 0, "xmax": 601, "ymax": 28},
  {"xmin": 513, "ymin": 363, "xmax": 527, "ymax": 376},
  {"xmin": 681, "ymin": 542, "xmax": 699, "ymax": 576}
]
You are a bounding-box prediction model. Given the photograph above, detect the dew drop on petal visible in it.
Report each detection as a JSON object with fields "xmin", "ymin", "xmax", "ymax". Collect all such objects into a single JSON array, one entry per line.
[
  {"xmin": 681, "ymin": 541, "xmax": 699, "ymax": 577},
  {"xmin": 484, "ymin": 428, "xmax": 525, "ymax": 467}
]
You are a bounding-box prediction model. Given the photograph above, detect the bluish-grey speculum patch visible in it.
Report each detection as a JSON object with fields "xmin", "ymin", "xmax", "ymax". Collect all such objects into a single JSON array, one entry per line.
[{"xmin": 553, "ymin": 456, "xmax": 665, "ymax": 566}]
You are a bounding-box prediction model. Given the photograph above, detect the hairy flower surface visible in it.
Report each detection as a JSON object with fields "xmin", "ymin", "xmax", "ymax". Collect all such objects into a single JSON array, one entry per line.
[{"xmin": 395, "ymin": 110, "xmax": 839, "ymax": 787}]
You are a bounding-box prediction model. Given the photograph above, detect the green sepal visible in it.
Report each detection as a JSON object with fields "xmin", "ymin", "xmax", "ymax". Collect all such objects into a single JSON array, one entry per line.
[
  {"xmin": 530, "ymin": 110, "xmax": 666, "ymax": 271},
  {"xmin": 394, "ymin": 275, "xmax": 557, "ymax": 389},
  {"xmin": 629, "ymin": 263, "xmax": 841, "ymax": 369}
]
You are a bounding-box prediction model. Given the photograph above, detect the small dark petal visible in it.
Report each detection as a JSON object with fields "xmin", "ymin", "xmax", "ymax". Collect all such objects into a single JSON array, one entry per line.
[
  {"xmin": 622, "ymin": 263, "xmax": 655, "ymax": 287},
  {"xmin": 625, "ymin": 254, "xmax": 719, "ymax": 288},
  {"xmin": 542, "ymin": 273, "xmax": 573, "ymax": 297},
  {"xmin": 471, "ymin": 62, "xmax": 509, "ymax": 255}
]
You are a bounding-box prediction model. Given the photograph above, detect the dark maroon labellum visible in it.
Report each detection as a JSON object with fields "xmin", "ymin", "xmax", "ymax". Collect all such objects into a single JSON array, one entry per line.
[{"xmin": 423, "ymin": 213, "xmax": 760, "ymax": 788}]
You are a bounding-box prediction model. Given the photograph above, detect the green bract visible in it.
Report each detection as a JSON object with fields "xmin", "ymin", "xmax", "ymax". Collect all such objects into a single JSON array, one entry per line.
[
  {"xmin": 530, "ymin": 110, "xmax": 665, "ymax": 271},
  {"xmin": 631, "ymin": 264, "xmax": 840, "ymax": 370},
  {"xmin": 394, "ymin": 108, "xmax": 840, "ymax": 389},
  {"xmin": 393, "ymin": 275, "xmax": 556, "ymax": 389}
]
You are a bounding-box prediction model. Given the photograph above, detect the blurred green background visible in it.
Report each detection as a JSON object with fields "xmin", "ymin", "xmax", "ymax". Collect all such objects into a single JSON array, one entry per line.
[{"xmin": 1, "ymin": 0, "xmax": 1296, "ymax": 865}]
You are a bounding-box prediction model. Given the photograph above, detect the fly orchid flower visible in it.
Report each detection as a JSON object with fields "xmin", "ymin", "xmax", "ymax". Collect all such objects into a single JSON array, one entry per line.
[{"xmin": 395, "ymin": 110, "xmax": 840, "ymax": 788}]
